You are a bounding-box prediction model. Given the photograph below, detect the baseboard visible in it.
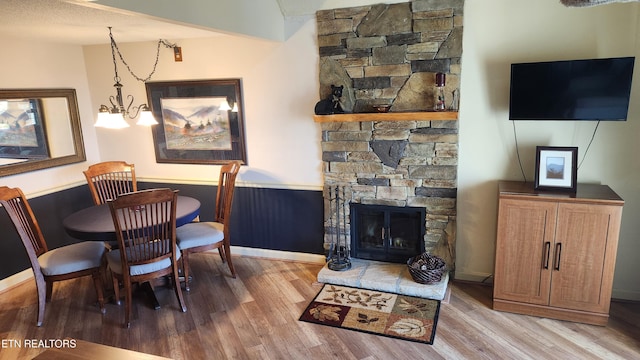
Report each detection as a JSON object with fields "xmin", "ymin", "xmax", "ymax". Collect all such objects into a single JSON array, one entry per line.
[
  {"xmin": 230, "ymin": 246, "xmax": 326, "ymax": 264},
  {"xmin": 0, "ymin": 249, "xmax": 326, "ymax": 294},
  {"xmin": 455, "ymin": 271, "xmax": 640, "ymax": 302},
  {"xmin": 453, "ymin": 271, "xmax": 494, "ymax": 284},
  {"xmin": 0, "ymin": 269, "xmax": 33, "ymax": 294},
  {"xmin": 612, "ymin": 288, "xmax": 640, "ymax": 302}
]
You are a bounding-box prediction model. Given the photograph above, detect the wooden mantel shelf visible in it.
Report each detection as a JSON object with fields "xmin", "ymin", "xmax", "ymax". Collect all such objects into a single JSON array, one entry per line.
[{"xmin": 313, "ymin": 111, "xmax": 458, "ymax": 122}]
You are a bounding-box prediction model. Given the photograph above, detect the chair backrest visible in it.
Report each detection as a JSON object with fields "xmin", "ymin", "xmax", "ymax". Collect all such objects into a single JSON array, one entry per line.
[
  {"xmin": 215, "ymin": 161, "xmax": 241, "ymax": 226},
  {"xmin": 0, "ymin": 186, "xmax": 48, "ymax": 273},
  {"xmin": 84, "ymin": 161, "xmax": 137, "ymax": 205},
  {"xmin": 108, "ymin": 188, "xmax": 178, "ymax": 267}
]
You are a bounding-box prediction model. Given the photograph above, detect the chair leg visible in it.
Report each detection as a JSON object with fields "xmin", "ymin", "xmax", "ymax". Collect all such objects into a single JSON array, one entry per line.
[
  {"xmin": 101, "ymin": 252, "xmax": 112, "ymax": 291},
  {"xmin": 45, "ymin": 280, "xmax": 53, "ymax": 302},
  {"xmin": 34, "ymin": 272, "xmax": 47, "ymax": 327},
  {"xmin": 172, "ymin": 262, "xmax": 187, "ymax": 313},
  {"xmin": 223, "ymin": 241, "xmax": 236, "ymax": 278},
  {"xmin": 218, "ymin": 247, "xmax": 225, "ymax": 263},
  {"xmin": 182, "ymin": 252, "xmax": 191, "ymax": 292},
  {"xmin": 112, "ymin": 274, "xmax": 121, "ymax": 306},
  {"xmin": 91, "ymin": 271, "xmax": 106, "ymax": 314},
  {"xmin": 123, "ymin": 280, "xmax": 132, "ymax": 328}
]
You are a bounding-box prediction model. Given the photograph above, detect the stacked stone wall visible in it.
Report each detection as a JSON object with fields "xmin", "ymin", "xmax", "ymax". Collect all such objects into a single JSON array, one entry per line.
[
  {"xmin": 316, "ymin": 0, "xmax": 464, "ymax": 113},
  {"xmin": 318, "ymin": 1, "xmax": 463, "ymax": 270}
]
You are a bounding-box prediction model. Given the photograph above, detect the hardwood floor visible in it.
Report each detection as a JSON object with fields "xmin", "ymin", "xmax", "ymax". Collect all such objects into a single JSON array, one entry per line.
[{"xmin": 0, "ymin": 254, "xmax": 638, "ymax": 360}]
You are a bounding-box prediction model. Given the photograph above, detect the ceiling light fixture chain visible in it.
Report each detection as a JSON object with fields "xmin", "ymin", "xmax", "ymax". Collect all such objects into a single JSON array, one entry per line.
[
  {"xmin": 95, "ymin": 27, "xmax": 177, "ymax": 129},
  {"xmin": 109, "ymin": 27, "xmax": 177, "ymax": 83}
]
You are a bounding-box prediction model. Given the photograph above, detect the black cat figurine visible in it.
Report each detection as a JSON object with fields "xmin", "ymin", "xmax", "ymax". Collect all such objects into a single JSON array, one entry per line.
[{"xmin": 314, "ymin": 85, "xmax": 345, "ymax": 115}]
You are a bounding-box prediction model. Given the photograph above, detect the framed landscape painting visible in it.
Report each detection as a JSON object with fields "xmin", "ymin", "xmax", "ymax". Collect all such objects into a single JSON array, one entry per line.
[
  {"xmin": 145, "ymin": 79, "xmax": 247, "ymax": 165},
  {"xmin": 534, "ymin": 146, "xmax": 577, "ymax": 192},
  {"xmin": 0, "ymin": 99, "xmax": 49, "ymax": 159}
]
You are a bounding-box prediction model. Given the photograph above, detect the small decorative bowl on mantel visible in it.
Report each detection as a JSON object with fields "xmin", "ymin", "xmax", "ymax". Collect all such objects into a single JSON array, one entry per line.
[{"xmin": 373, "ymin": 104, "xmax": 392, "ymax": 113}]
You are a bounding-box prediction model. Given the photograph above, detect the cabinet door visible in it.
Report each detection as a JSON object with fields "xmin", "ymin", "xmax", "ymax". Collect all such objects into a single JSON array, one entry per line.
[
  {"xmin": 550, "ymin": 203, "xmax": 622, "ymax": 313},
  {"xmin": 494, "ymin": 198, "xmax": 556, "ymax": 305}
]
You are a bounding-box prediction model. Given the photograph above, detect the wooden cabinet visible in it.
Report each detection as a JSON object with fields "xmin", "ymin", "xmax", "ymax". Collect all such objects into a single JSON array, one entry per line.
[{"xmin": 493, "ymin": 181, "xmax": 623, "ymax": 325}]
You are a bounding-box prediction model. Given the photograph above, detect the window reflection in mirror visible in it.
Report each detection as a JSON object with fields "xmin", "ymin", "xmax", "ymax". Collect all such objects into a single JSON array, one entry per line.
[{"xmin": 0, "ymin": 89, "xmax": 85, "ymax": 176}]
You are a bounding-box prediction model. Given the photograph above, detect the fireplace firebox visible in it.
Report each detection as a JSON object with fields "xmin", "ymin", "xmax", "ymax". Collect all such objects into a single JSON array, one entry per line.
[{"xmin": 350, "ymin": 204, "xmax": 425, "ymax": 264}]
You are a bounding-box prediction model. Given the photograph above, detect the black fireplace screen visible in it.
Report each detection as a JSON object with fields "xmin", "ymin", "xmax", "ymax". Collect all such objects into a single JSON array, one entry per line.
[{"xmin": 350, "ymin": 204, "xmax": 425, "ymax": 264}]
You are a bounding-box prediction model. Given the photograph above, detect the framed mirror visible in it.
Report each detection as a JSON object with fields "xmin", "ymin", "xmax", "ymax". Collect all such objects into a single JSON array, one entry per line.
[{"xmin": 0, "ymin": 88, "xmax": 85, "ymax": 177}]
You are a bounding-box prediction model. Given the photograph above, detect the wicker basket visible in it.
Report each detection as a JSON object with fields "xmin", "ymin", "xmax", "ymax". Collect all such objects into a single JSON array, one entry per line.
[{"xmin": 407, "ymin": 253, "xmax": 447, "ymax": 285}]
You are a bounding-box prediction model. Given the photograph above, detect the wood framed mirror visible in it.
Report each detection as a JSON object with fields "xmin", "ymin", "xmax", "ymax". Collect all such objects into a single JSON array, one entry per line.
[{"xmin": 0, "ymin": 88, "xmax": 85, "ymax": 177}]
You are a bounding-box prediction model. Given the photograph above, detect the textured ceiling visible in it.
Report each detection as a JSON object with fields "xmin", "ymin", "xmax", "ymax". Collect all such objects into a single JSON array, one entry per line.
[
  {"xmin": 0, "ymin": 0, "xmax": 322, "ymax": 45},
  {"xmin": 276, "ymin": 0, "xmax": 326, "ymax": 16},
  {"xmin": 0, "ymin": 0, "xmax": 223, "ymax": 45},
  {"xmin": 3, "ymin": 0, "xmax": 636, "ymax": 46},
  {"xmin": 560, "ymin": 0, "xmax": 639, "ymax": 6}
]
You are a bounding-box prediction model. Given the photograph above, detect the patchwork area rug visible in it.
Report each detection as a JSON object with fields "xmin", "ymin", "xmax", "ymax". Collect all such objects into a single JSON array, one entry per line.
[{"xmin": 299, "ymin": 284, "xmax": 441, "ymax": 345}]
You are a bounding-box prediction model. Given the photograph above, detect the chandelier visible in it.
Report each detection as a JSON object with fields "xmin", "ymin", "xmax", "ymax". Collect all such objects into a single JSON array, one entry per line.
[{"xmin": 95, "ymin": 27, "xmax": 178, "ymax": 129}]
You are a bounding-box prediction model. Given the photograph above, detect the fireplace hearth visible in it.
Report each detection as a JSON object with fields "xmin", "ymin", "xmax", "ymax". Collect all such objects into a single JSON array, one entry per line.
[{"xmin": 351, "ymin": 203, "xmax": 425, "ymax": 263}]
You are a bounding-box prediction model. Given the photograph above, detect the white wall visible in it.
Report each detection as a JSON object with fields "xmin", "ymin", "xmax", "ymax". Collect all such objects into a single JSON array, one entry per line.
[
  {"xmin": 0, "ymin": 38, "xmax": 101, "ymax": 196},
  {"xmin": 83, "ymin": 22, "xmax": 324, "ymax": 190},
  {"xmin": 459, "ymin": 0, "xmax": 640, "ymax": 300}
]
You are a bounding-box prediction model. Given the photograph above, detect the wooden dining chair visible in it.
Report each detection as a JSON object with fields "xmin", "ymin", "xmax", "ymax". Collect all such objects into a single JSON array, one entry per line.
[
  {"xmin": 83, "ymin": 161, "xmax": 137, "ymax": 205},
  {"xmin": 106, "ymin": 188, "xmax": 186, "ymax": 328},
  {"xmin": 176, "ymin": 161, "xmax": 240, "ymax": 291},
  {"xmin": 0, "ymin": 186, "xmax": 105, "ymax": 327}
]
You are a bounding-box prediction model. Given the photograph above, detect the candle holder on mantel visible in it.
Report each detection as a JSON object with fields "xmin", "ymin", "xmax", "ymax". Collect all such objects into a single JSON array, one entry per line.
[
  {"xmin": 326, "ymin": 185, "xmax": 351, "ymax": 271},
  {"xmin": 435, "ymin": 72, "xmax": 446, "ymax": 111}
]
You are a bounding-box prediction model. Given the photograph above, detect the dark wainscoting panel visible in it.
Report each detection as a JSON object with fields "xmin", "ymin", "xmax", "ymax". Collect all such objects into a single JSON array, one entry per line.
[
  {"xmin": 0, "ymin": 185, "xmax": 94, "ymax": 280},
  {"xmin": 1, "ymin": 182, "xmax": 324, "ymax": 281},
  {"xmin": 141, "ymin": 182, "xmax": 325, "ymax": 254}
]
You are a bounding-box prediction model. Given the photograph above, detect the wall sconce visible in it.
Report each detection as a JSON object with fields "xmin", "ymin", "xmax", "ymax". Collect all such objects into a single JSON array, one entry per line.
[{"xmin": 95, "ymin": 27, "xmax": 179, "ymax": 129}]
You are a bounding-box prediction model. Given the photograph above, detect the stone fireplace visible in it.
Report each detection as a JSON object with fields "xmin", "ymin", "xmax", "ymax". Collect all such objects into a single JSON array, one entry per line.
[
  {"xmin": 316, "ymin": 1, "xmax": 462, "ymax": 272},
  {"xmin": 321, "ymin": 119, "xmax": 457, "ymax": 271}
]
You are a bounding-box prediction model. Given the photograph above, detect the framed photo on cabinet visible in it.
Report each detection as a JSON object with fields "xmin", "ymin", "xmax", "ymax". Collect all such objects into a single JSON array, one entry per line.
[
  {"xmin": 534, "ymin": 146, "xmax": 577, "ymax": 192},
  {"xmin": 145, "ymin": 79, "xmax": 247, "ymax": 165}
]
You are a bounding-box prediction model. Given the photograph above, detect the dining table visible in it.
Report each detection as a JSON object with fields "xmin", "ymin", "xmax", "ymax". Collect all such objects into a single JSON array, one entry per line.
[
  {"xmin": 63, "ymin": 195, "xmax": 201, "ymax": 241},
  {"xmin": 62, "ymin": 194, "xmax": 201, "ymax": 309}
]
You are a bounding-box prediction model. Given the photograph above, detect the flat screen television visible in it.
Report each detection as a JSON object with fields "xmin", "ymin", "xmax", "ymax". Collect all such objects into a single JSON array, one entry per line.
[{"xmin": 509, "ymin": 57, "xmax": 635, "ymax": 121}]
